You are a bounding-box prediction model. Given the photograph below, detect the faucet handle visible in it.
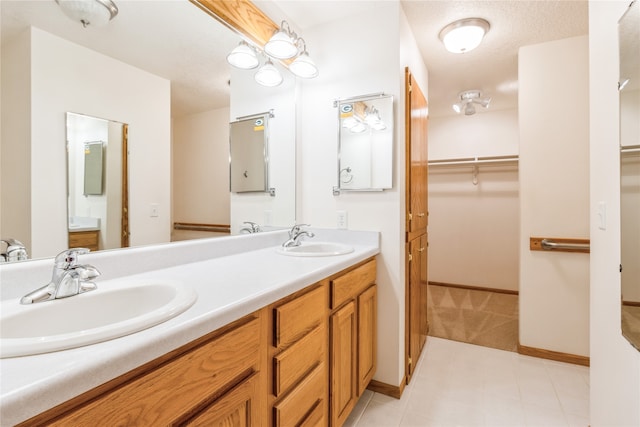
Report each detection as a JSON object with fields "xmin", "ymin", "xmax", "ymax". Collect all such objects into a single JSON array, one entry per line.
[
  {"xmin": 242, "ymin": 221, "xmax": 261, "ymax": 232},
  {"xmin": 289, "ymin": 223, "xmax": 310, "ymax": 237},
  {"xmin": 54, "ymin": 248, "xmax": 90, "ymax": 269}
]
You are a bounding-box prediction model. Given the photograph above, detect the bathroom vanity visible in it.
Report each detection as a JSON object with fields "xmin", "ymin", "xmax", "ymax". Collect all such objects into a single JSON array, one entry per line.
[{"xmin": 0, "ymin": 229, "xmax": 379, "ymax": 426}]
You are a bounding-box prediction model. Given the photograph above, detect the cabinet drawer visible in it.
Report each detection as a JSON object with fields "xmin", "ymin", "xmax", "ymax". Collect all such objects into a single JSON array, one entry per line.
[
  {"xmin": 69, "ymin": 231, "xmax": 99, "ymax": 251},
  {"xmin": 273, "ymin": 364, "xmax": 325, "ymax": 426},
  {"xmin": 331, "ymin": 259, "xmax": 376, "ymax": 309},
  {"xmin": 274, "ymin": 285, "xmax": 325, "ymax": 348},
  {"xmin": 51, "ymin": 316, "xmax": 261, "ymax": 426},
  {"xmin": 274, "ymin": 324, "xmax": 325, "ymax": 397}
]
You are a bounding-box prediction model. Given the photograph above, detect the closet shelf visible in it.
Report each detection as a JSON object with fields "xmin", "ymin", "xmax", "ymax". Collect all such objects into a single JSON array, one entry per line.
[{"xmin": 428, "ymin": 155, "xmax": 519, "ymax": 168}]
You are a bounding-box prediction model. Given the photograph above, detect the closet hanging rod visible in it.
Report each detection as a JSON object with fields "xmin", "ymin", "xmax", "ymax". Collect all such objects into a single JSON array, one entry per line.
[{"xmin": 428, "ymin": 155, "xmax": 519, "ymax": 167}]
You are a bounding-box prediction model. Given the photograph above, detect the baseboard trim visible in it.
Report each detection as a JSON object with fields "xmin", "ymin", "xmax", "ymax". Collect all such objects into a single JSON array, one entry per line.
[
  {"xmin": 428, "ymin": 281, "xmax": 519, "ymax": 296},
  {"xmin": 367, "ymin": 379, "xmax": 405, "ymax": 399},
  {"xmin": 623, "ymin": 300, "xmax": 640, "ymax": 307},
  {"xmin": 518, "ymin": 343, "xmax": 590, "ymax": 367}
]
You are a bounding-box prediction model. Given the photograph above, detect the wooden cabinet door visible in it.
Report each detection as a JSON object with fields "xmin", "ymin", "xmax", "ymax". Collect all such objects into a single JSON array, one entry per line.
[
  {"xmin": 407, "ymin": 235, "xmax": 428, "ymax": 381},
  {"xmin": 330, "ymin": 301, "xmax": 357, "ymax": 427},
  {"xmin": 419, "ymin": 234, "xmax": 429, "ymax": 351},
  {"xmin": 357, "ymin": 285, "xmax": 377, "ymax": 395},
  {"xmin": 187, "ymin": 372, "xmax": 259, "ymax": 427}
]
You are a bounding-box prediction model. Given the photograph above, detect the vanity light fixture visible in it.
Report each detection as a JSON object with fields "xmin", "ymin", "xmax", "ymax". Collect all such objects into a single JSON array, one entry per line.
[
  {"xmin": 227, "ymin": 20, "xmax": 318, "ymax": 86},
  {"xmin": 254, "ymin": 58, "xmax": 283, "ymax": 87},
  {"xmin": 289, "ymin": 39, "xmax": 319, "ymax": 79},
  {"xmin": 452, "ymin": 90, "xmax": 491, "ymax": 116},
  {"xmin": 364, "ymin": 107, "xmax": 387, "ymax": 131},
  {"xmin": 265, "ymin": 21, "xmax": 300, "ymax": 59},
  {"xmin": 226, "ymin": 41, "xmax": 259, "ymax": 70},
  {"xmin": 55, "ymin": 0, "xmax": 118, "ymax": 28},
  {"xmin": 439, "ymin": 18, "xmax": 490, "ymax": 54},
  {"xmin": 342, "ymin": 104, "xmax": 387, "ymax": 133}
]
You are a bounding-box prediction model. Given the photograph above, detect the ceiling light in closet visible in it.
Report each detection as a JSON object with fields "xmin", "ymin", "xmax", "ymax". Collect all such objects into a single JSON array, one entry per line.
[{"xmin": 452, "ymin": 90, "xmax": 491, "ymax": 116}]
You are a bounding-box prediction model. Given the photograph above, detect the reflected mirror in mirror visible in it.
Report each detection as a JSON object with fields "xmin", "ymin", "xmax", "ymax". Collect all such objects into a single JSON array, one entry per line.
[
  {"xmin": 0, "ymin": 1, "xmax": 296, "ymax": 260},
  {"xmin": 66, "ymin": 112, "xmax": 129, "ymax": 252},
  {"xmin": 337, "ymin": 94, "xmax": 394, "ymax": 191},
  {"xmin": 619, "ymin": 0, "xmax": 640, "ymax": 351},
  {"xmin": 230, "ymin": 114, "xmax": 270, "ymax": 193}
]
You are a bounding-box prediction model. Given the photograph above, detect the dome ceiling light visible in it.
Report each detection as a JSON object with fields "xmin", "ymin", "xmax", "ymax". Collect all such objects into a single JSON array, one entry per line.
[
  {"xmin": 452, "ymin": 90, "xmax": 491, "ymax": 116},
  {"xmin": 55, "ymin": 0, "xmax": 118, "ymax": 28},
  {"xmin": 439, "ymin": 18, "xmax": 490, "ymax": 54}
]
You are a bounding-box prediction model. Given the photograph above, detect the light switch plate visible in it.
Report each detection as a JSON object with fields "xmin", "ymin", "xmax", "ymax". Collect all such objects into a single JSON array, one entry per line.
[{"xmin": 337, "ymin": 210, "xmax": 347, "ymax": 229}]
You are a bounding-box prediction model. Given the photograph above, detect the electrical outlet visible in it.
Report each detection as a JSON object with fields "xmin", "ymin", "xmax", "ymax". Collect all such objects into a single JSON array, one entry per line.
[
  {"xmin": 337, "ymin": 210, "xmax": 348, "ymax": 229},
  {"xmin": 264, "ymin": 210, "xmax": 273, "ymax": 226},
  {"xmin": 150, "ymin": 203, "xmax": 159, "ymax": 218}
]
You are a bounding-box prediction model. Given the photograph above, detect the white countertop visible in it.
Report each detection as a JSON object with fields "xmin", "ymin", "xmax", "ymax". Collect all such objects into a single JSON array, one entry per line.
[{"xmin": 0, "ymin": 229, "xmax": 379, "ymax": 426}]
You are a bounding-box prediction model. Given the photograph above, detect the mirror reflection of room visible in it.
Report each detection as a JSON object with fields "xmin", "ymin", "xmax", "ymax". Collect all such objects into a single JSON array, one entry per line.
[
  {"xmin": 619, "ymin": 0, "xmax": 640, "ymax": 351},
  {"xmin": 337, "ymin": 94, "xmax": 394, "ymax": 191},
  {"xmin": 66, "ymin": 112, "xmax": 126, "ymax": 252},
  {"xmin": 0, "ymin": 1, "xmax": 297, "ymax": 259}
]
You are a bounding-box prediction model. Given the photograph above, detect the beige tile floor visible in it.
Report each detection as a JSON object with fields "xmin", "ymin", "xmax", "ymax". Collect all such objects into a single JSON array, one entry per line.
[{"xmin": 345, "ymin": 337, "xmax": 590, "ymax": 427}]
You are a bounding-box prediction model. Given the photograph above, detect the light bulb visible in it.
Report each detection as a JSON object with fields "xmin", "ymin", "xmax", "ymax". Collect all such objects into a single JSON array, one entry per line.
[{"xmin": 254, "ymin": 59, "xmax": 283, "ymax": 87}]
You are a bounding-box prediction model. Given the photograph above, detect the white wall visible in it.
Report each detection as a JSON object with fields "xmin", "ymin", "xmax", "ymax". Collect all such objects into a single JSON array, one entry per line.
[
  {"xmin": 589, "ymin": 1, "xmax": 640, "ymax": 425},
  {"xmin": 1, "ymin": 27, "xmax": 171, "ymax": 258},
  {"xmin": 428, "ymin": 109, "xmax": 519, "ymax": 291},
  {"xmin": 296, "ymin": 2, "xmax": 428, "ymax": 388},
  {"xmin": 429, "ymin": 109, "xmax": 519, "ymax": 160},
  {"xmin": 428, "ymin": 167, "xmax": 519, "ymax": 291},
  {"xmin": 519, "ymin": 36, "xmax": 590, "ymax": 357},
  {"xmin": 172, "ymin": 107, "xmax": 231, "ymax": 230},
  {"xmin": 1, "ymin": 28, "xmax": 31, "ymax": 252}
]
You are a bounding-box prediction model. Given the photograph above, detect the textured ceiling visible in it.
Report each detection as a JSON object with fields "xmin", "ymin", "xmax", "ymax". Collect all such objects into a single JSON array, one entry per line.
[
  {"xmin": 1, "ymin": 1, "xmax": 589, "ymax": 118},
  {"xmin": 0, "ymin": 0, "xmax": 238, "ymax": 118},
  {"xmin": 402, "ymin": 0, "xmax": 589, "ymax": 116},
  {"xmin": 269, "ymin": 0, "xmax": 589, "ymax": 117}
]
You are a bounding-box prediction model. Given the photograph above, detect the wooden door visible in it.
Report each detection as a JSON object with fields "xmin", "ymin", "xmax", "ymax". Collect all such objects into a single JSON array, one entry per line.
[
  {"xmin": 121, "ymin": 124, "xmax": 129, "ymax": 248},
  {"xmin": 405, "ymin": 67, "xmax": 429, "ymax": 384},
  {"xmin": 406, "ymin": 70, "xmax": 428, "ymax": 242},
  {"xmin": 330, "ymin": 301, "xmax": 357, "ymax": 427}
]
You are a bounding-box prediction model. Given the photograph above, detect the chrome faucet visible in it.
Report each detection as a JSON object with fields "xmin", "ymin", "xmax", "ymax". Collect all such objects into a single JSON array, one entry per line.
[
  {"xmin": 240, "ymin": 221, "xmax": 262, "ymax": 234},
  {"xmin": 20, "ymin": 248, "xmax": 101, "ymax": 305},
  {"xmin": 1, "ymin": 238, "xmax": 28, "ymax": 262},
  {"xmin": 282, "ymin": 224, "xmax": 315, "ymax": 248}
]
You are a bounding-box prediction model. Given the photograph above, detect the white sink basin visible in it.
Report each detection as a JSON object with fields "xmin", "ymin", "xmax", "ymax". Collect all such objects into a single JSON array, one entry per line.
[
  {"xmin": 276, "ymin": 242, "xmax": 354, "ymax": 257},
  {"xmin": 0, "ymin": 280, "xmax": 197, "ymax": 358}
]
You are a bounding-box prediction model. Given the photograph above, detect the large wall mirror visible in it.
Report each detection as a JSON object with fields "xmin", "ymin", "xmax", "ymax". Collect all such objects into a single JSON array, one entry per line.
[
  {"xmin": 619, "ymin": 0, "xmax": 640, "ymax": 350},
  {"xmin": 336, "ymin": 94, "xmax": 394, "ymax": 192},
  {"xmin": 0, "ymin": 0, "xmax": 295, "ymax": 261}
]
